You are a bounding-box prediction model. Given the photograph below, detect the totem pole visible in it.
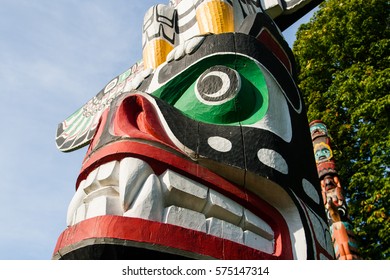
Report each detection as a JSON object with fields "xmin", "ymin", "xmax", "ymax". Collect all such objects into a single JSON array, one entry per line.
[
  {"xmin": 53, "ymin": 0, "xmax": 334, "ymax": 259},
  {"xmin": 310, "ymin": 120, "xmax": 359, "ymax": 260}
]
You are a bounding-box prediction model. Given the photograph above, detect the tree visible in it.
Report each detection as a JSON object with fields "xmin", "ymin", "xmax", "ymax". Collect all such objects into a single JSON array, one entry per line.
[{"xmin": 293, "ymin": 0, "xmax": 390, "ymax": 259}]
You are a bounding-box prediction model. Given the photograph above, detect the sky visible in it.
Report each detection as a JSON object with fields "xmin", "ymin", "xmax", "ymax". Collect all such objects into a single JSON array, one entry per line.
[{"xmin": 0, "ymin": 0, "xmax": 316, "ymax": 260}]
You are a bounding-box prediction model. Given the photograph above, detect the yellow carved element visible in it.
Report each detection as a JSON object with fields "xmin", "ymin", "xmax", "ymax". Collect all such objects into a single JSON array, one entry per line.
[
  {"xmin": 143, "ymin": 38, "xmax": 174, "ymax": 69},
  {"xmin": 196, "ymin": 0, "xmax": 234, "ymax": 35}
]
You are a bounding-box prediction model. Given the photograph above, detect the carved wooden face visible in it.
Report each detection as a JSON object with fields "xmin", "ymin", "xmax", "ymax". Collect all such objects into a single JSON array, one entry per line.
[
  {"xmin": 54, "ymin": 1, "xmax": 333, "ymax": 260},
  {"xmin": 310, "ymin": 121, "xmax": 329, "ymax": 140},
  {"xmin": 314, "ymin": 143, "xmax": 333, "ymax": 163}
]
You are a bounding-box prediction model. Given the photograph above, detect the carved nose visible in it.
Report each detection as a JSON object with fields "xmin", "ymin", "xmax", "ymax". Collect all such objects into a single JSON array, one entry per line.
[{"xmin": 113, "ymin": 94, "xmax": 176, "ymax": 148}]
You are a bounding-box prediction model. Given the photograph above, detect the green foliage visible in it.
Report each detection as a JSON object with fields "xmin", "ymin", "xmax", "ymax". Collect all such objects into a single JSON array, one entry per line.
[{"xmin": 293, "ymin": 0, "xmax": 390, "ymax": 259}]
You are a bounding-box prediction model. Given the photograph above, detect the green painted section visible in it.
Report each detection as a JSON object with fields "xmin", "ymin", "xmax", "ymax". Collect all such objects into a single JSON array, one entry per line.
[
  {"xmin": 118, "ymin": 68, "xmax": 132, "ymax": 83},
  {"xmin": 151, "ymin": 54, "xmax": 269, "ymax": 125},
  {"xmin": 64, "ymin": 108, "xmax": 85, "ymax": 135}
]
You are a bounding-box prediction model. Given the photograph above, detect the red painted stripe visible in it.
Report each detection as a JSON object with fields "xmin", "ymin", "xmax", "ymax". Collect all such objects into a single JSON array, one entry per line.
[
  {"xmin": 257, "ymin": 29, "xmax": 292, "ymax": 74},
  {"xmin": 54, "ymin": 216, "xmax": 289, "ymax": 260},
  {"xmin": 65, "ymin": 141, "xmax": 293, "ymax": 259}
]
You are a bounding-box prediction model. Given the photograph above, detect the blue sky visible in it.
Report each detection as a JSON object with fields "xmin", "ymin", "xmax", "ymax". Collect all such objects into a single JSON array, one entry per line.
[{"xmin": 0, "ymin": 0, "xmax": 315, "ymax": 260}]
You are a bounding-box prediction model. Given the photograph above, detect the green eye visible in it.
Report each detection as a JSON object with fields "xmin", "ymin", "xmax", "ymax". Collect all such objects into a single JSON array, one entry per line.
[
  {"xmin": 174, "ymin": 65, "xmax": 256, "ymax": 124},
  {"xmin": 152, "ymin": 55, "xmax": 269, "ymax": 125},
  {"xmin": 194, "ymin": 66, "xmax": 241, "ymax": 106}
]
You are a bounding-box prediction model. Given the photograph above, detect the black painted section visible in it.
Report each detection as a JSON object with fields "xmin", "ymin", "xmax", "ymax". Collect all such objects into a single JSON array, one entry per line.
[
  {"xmin": 274, "ymin": 0, "xmax": 324, "ymax": 31},
  {"xmin": 198, "ymin": 123, "xmax": 244, "ymax": 172},
  {"xmin": 59, "ymin": 244, "xmax": 191, "ymax": 260}
]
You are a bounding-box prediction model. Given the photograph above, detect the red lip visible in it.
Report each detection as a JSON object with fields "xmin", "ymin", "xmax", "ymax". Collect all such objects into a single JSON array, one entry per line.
[
  {"xmin": 54, "ymin": 216, "xmax": 284, "ymax": 260},
  {"xmin": 56, "ymin": 139, "xmax": 293, "ymax": 259}
]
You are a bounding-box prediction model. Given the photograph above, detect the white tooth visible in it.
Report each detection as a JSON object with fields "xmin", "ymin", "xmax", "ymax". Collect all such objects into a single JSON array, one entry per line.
[
  {"xmin": 160, "ymin": 170, "xmax": 208, "ymax": 212},
  {"xmin": 241, "ymin": 209, "xmax": 274, "ymax": 240},
  {"xmin": 174, "ymin": 43, "xmax": 186, "ymax": 60},
  {"xmin": 67, "ymin": 179, "xmax": 87, "ymax": 226},
  {"xmin": 96, "ymin": 161, "xmax": 119, "ymax": 186},
  {"xmin": 84, "ymin": 168, "xmax": 100, "ymax": 194},
  {"xmin": 85, "ymin": 195, "xmax": 122, "ymax": 220},
  {"xmin": 207, "ymin": 217, "xmax": 244, "ymax": 244},
  {"xmin": 124, "ymin": 174, "xmax": 163, "ymax": 222},
  {"xmin": 73, "ymin": 203, "xmax": 87, "ymax": 225},
  {"xmin": 185, "ymin": 36, "xmax": 205, "ymax": 55},
  {"xmin": 203, "ymin": 189, "xmax": 243, "ymax": 226},
  {"xmin": 244, "ymin": 231, "xmax": 274, "ymax": 254},
  {"xmin": 83, "ymin": 187, "xmax": 119, "ymax": 203},
  {"xmin": 164, "ymin": 206, "xmax": 207, "ymax": 233},
  {"xmin": 119, "ymin": 158, "xmax": 154, "ymax": 212}
]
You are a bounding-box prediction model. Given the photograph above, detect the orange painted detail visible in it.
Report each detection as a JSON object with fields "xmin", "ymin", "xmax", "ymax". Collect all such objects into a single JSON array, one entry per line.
[
  {"xmin": 143, "ymin": 38, "xmax": 174, "ymax": 69},
  {"xmin": 196, "ymin": 1, "xmax": 234, "ymax": 35},
  {"xmin": 332, "ymin": 221, "xmax": 354, "ymax": 260}
]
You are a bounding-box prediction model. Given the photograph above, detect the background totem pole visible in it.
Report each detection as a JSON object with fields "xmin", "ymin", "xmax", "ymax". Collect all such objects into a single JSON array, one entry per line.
[
  {"xmin": 310, "ymin": 120, "xmax": 360, "ymax": 260},
  {"xmin": 53, "ymin": 0, "xmax": 334, "ymax": 259}
]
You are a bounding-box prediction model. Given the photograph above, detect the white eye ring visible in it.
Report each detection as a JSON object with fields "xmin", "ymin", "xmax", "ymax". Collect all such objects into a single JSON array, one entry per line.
[{"xmin": 195, "ymin": 66, "xmax": 241, "ymax": 105}]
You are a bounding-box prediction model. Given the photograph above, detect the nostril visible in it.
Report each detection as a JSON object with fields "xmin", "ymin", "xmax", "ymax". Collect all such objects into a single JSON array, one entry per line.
[
  {"xmin": 113, "ymin": 93, "xmax": 176, "ymax": 148},
  {"xmin": 114, "ymin": 96, "xmax": 141, "ymax": 136},
  {"xmin": 130, "ymin": 96, "xmax": 158, "ymax": 138},
  {"xmin": 116, "ymin": 95, "xmax": 151, "ymax": 133},
  {"xmin": 125, "ymin": 96, "xmax": 144, "ymax": 131}
]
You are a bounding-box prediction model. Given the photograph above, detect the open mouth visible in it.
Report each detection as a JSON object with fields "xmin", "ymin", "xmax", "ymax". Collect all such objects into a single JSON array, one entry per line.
[
  {"xmin": 54, "ymin": 134, "xmax": 294, "ymax": 259},
  {"xmin": 318, "ymin": 155, "xmax": 327, "ymax": 161},
  {"xmin": 66, "ymin": 155, "xmax": 274, "ymax": 254},
  {"xmin": 70, "ymin": 158, "xmax": 277, "ymax": 247}
]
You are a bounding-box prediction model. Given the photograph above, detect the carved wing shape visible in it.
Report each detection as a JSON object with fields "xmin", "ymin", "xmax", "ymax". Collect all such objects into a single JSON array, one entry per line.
[
  {"xmin": 55, "ymin": 61, "xmax": 149, "ymax": 152},
  {"xmin": 55, "ymin": 96, "xmax": 105, "ymax": 152}
]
